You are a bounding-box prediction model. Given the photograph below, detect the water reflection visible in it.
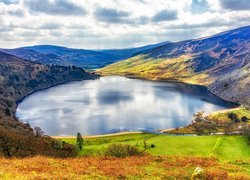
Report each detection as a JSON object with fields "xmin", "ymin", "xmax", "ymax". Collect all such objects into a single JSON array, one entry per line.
[{"xmin": 16, "ymin": 76, "xmax": 234, "ymax": 136}]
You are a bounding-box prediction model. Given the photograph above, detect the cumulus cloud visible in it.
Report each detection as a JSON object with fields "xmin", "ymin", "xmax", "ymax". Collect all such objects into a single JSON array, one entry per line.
[
  {"xmin": 0, "ymin": 0, "xmax": 18, "ymax": 5},
  {"xmin": 24, "ymin": 0, "xmax": 87, "ymax": 16},
  {"xmin": 151, "ymin": 9, "xmax": 178, "ymax": 22},
  {"xmin": 94, "ymin": 7, "xmax": 130, "ymax": 24},
  {"xmin": 39, "ymin": 22, "xmax": 61, "ymax": 30},
  {"xmin": 0, "ymin": 0, "xmax": 249, "ymax": 49},
  {"xmin": 190, "ymin": 0, "xmax": 210, "ymax": 14},
  {"xmin": 7, "ymin": 7, "xmax": 24, "ymax": 16},
  {"xmin": 219, "ymin": 0, "xmax": 250, "ymax": 11},
  {"xmin": 0, "ymin": 3, "xmax": 25, "ymax": 17}
]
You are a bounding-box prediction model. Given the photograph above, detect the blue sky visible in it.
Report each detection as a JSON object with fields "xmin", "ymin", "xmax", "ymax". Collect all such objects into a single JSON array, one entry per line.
[{"xmin": 0, "ymin": 0, "xmax": 249, "ymax": 49}]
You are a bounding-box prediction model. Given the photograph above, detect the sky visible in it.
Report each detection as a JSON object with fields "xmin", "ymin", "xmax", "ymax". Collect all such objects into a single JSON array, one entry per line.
[{"xmin": 0, "ymin": 0, "xmax": 250, "ymax": 49}]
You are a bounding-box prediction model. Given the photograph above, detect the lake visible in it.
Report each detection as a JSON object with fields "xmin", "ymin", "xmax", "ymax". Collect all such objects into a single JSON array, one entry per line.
[{"xmin": 16, "ymin": 76, "xmax": 234, "ymax": 136}]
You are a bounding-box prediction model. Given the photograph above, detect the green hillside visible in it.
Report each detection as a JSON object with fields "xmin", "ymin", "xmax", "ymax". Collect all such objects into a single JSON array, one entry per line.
[
  {"xmin": 61, "ymin": 133, "xmax": 250, "ymax": 162},
  {"xmin": 98, "ymin": 55, "xmax": 211, "ymax": 85}
]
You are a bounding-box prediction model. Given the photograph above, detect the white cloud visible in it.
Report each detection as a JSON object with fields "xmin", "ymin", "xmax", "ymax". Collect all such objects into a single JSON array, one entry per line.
[{"xmin": 0, "ymin": 0, "xmax": 249, "ymax": 49}]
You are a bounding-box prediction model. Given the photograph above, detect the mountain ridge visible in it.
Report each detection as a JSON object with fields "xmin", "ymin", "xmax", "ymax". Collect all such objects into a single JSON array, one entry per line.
[
  {"xmin": 0, "ymin": 41, "xmax": 170, "ymax": 69},
  {"xmin": 98, "ymin": 25, "xmax": 250, "ymax": 105}
]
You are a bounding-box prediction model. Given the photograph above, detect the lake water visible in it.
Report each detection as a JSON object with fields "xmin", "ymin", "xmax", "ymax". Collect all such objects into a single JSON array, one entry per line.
[{"xmin": 16, "ymin": 76, "xmax": 234, "ymax": 136}]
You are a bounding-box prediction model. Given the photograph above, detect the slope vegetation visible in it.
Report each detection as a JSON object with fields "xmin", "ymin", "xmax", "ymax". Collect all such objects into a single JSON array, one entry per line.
[
  {"xmin": 0, "ymin": 51, "xmax": 98, "ymax": 157},
  {"xmin": 99, "ymin": 26, "xmax": 250, "ymax": 105}
]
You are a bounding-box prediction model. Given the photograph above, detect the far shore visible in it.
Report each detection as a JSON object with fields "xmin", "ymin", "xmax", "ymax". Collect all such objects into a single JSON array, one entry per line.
[
  {"xmin": 52, "ymin": 131, "xmax": 142, "ymax": 139},
  {"xmin": 49, "ymin": 107, "xmax": 243, "ymax": 138}
]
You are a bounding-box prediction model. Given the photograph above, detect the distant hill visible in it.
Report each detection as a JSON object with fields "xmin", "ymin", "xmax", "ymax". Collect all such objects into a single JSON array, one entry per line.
[
  {"xmin": 0, "ymin": 42, "xmax": 170, "ymax": 69},
  {"xmin": 0, "ymin": 51, "xmax": 99, "ymax": 157},
  {"xmin": 0, "ymin": 51, "xmax": 98, "ymax": 117},
  {"xmin": 99, "ymin": 26, "xmax": 250, "ymax": 105}
]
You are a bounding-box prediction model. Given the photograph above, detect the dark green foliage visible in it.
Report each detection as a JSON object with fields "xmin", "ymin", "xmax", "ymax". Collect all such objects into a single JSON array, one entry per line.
[
  {"xmin": 241, "ymin": 116, "xmax": 249, "ymax": 122},
  {"xmin": 104, "ymin": 144, "xmax": 142, "ymax": 158},
  {"xmin": 4, "ymin": 108, "xmax": 11, "ymax": 116},
  {"xmin": 228, "ymin": 113, "xmax": 240, "ymax": 123},
  {"xmin": 76, "ymin": 132, "xmax": 84, "ymax": 150},
  {"xmin": 192, "ymin": 121, "xmax": 218, "ymax": 135}
]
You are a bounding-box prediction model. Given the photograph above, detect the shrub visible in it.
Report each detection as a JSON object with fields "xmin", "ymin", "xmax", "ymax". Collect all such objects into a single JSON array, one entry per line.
[
  {"xmin": 228, "ymin": 113, "xmax": 240, "ymax": 123},
  {"xmin": 241, "ymin": 116, "xmax": 249, "ymax": 122},
  {"xmin": 104, "ymin": 144, "xmax": 142, "ymax": 158}
]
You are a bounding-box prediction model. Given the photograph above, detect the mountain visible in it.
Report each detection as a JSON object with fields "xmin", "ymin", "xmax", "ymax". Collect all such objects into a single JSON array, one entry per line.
[
  {"xmin": 98, "ymin": 26, "xmax": 250, "ymax": 105},
  {"xmin": 0, "ymin": 48, "xmax": 70, "ymax": 66},
  {"xmin": 0, "ymin": 51, "xmax": 99, "ymax": 157},
  {"xmin": 0, "ymin": 42, "xmax": 170, "ymax": 69},
  {"xmin": 0, "ymin": 51, "xmax": 98, "ymax": 117}
]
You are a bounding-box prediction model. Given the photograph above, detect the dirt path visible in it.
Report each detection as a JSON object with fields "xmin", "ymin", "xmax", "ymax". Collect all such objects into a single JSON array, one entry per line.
[{"xmin": 52, "ymin": 131, "xmax": 142, "ymax": 139}]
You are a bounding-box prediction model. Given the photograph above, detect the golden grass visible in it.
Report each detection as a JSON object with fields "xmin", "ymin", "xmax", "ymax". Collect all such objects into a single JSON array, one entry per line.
[
  {"xmin": 0, "ymin": 156, "xmax": 249, "ymax": 179},
  {"xmin": 97, "ymin": 55, "xmax": 213, "ymax": 85},
  {"xmin": 207, "ymin": 108, "xmax": 250, "ymax": 123}
]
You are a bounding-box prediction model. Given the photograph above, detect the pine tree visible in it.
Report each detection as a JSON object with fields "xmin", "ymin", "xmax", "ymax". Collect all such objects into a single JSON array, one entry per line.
[{"xmin": 76, "ymin": 132, "xmax": 84, "ymax": 150}]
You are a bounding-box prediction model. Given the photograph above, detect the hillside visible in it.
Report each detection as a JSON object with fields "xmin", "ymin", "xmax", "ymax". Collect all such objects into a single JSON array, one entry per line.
[
  {"xmin": 0, "ymin": 42, "xmax": 169, "ymax": 69},
  {"xmin": 98, "ymin": 26, "xmax": 250, "ymax": 105},
  {"xmin": 1, "ymin": 133, "xmax": 249, "ymax": 179},
  {"xmin": 0, "ymin": 51, "xmax": 98, "ymax": 157}
]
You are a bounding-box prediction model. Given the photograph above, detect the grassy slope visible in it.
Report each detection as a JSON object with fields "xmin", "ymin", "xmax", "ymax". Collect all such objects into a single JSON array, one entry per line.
[
  {"xmin": 1, "ymin": 133, "xmax": 250, "ymax": 179},
  {"xmin": 97, "ymin": 55, "xmax": 212, "ymax": 85},
  {"xmin": 208, "ymin": 108, "xmax": 250, "ymax": 123},
  {"xmin": 61, "ymin": 133, "xmax": 250, "ymax": 162},
  {"xmin": 1, "ymin": 156, "xmax": 249, "ymax": 179}
]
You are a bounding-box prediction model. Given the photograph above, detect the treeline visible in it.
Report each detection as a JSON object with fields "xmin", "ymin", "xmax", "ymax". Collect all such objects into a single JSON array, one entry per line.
[{"xmin": 0, "ymin": 52, "xmax": 99, "ymax": 157}]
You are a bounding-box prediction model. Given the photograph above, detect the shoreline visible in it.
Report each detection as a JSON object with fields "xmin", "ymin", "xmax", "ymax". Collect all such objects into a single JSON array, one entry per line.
[
  {"xmin": 16, "ymin": 74, "xmax": 241, "ymax": 137},
  {"xmin": 16, "ymin": 76, "xmax": 99, "ymax": 104},
  {"xmin": 52, "ymin": 131, "xmax": 142, "ymax": 139},
  {"xmin": 98, "ymin": 74, "xmax": 240, "ymax": 107}
]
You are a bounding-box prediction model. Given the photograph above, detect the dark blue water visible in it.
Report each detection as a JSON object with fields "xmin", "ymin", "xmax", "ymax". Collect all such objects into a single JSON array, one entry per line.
[{"xmin": 16, "ymin": 76, "xmax": 233, "ymax": 136}]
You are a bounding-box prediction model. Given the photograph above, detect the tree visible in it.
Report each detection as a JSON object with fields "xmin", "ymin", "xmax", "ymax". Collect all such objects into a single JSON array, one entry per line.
[
  {"xmin": 228, "ymin": 112, "xmax": 240, "ymax": 123},
  {"xmin": 0, "ymin": 128, "xmax": 30, "ymax": 157},
  {"xmin": 241, "ymin": 116, "xmax": 249, "ymax": 123},
  {"xmin": 76, "ymin": 132, "xmax": 84, "ymax": 150},
  {"xmin": 34, "ymin": 126, "xmax": 44, "ymax": 137},
  {"xmin": 192, "ymin": 122, "xmax": 206, "ymax": 135},
  {"xmin": 192, "ymin": 112, "xmax": 205, "ymax": 123}
]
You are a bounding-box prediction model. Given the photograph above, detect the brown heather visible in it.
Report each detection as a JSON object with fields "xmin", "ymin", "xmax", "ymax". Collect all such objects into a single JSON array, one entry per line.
[{"xmin": 0, "ymin": 156, "xmax": 249, "ymax": 179}]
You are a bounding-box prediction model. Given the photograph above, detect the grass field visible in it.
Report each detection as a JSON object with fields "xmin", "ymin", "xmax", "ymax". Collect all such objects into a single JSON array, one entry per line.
[
  {"xmin": 1, "ymin": 133, "xmax": 249, "ymax": 179},
  {"xmin": 61, "ymin": 133, "xmax": 250, "ymax": 162}
]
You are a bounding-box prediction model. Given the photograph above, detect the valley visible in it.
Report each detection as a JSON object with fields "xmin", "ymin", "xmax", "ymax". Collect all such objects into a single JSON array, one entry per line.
[{"xmin": 0, "ymin": 25, "xmax": 249, "ymax": 179}]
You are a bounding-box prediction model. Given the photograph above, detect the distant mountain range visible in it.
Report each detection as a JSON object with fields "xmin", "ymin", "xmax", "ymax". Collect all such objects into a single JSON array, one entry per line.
[
  {"xmin": 99, "ymin": 25, "xmax": 250, "ymax": 105},
  {"xmin": 1, "ymin": 26, "xmax": 249, "ymax": 104},
  {"xmin": 0, "ymin": 42, "xmax": 169, "ymax": 69}
]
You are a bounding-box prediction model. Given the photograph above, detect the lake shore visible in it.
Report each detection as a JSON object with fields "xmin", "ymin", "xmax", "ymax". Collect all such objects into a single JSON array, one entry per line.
[
  {"xmin": 52, "ymin": 131, "xmax": 142, "ymax": 139},
  {"xmin": 98, "ymin": 74, "xmax": 240, "ymax": 107},
  {"xmin": 17, "ymin": 75, "xmax": 240, "ymax": 137}
]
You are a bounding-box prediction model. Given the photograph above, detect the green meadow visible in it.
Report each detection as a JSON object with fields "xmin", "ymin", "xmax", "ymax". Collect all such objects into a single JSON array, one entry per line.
[{"xmin": 61, "ymin": 133, "xmax": 250, "ymax": 162}]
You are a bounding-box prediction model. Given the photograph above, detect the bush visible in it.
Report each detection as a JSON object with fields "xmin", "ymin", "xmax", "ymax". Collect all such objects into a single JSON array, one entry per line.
[
  {"xmin": 104, "ymin": 144, "xmax": 142, "ymax": 158},
  {"xmin": 228, "ymin": 113, "xmax": 240, "ymax": 123},
  {"xmin": 241, "ymin": 116, "xmax": 249, "ymax": 122}
]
